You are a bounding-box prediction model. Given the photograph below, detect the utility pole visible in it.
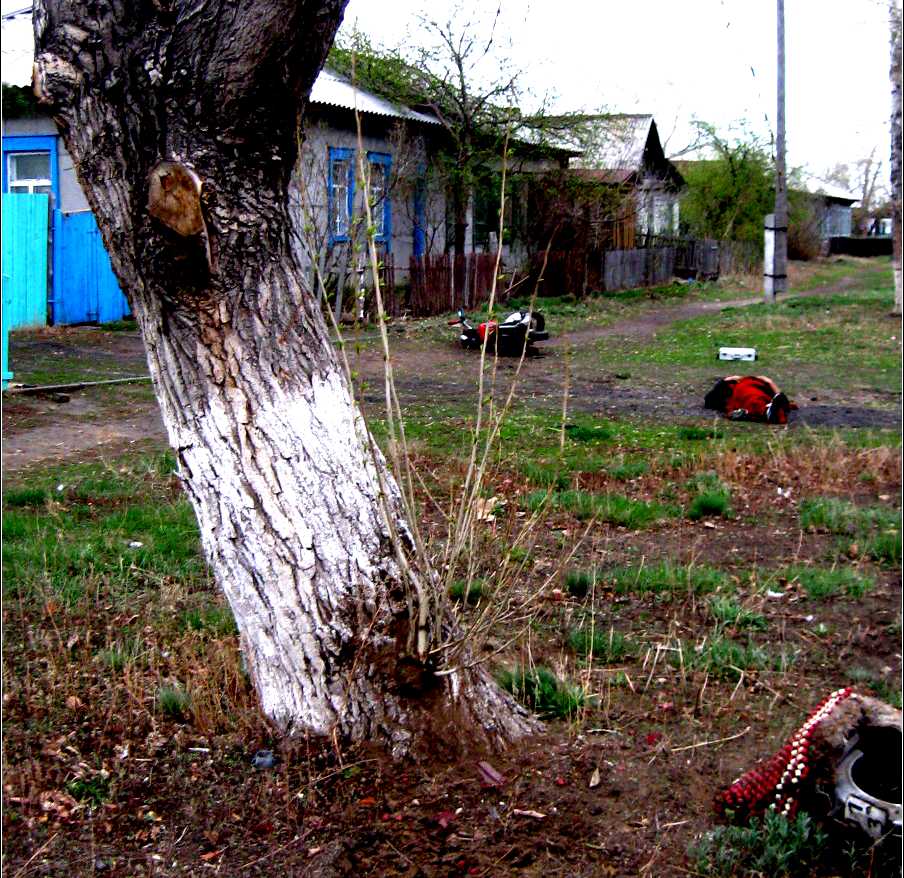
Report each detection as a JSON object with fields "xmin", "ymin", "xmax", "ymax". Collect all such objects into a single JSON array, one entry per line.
[{"xmin": 765, "ymin": 0, "xmax": 788, "ymax": 302}]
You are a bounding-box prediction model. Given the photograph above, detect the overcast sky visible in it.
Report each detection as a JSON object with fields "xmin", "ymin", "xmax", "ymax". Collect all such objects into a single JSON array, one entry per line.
[{"xmin": 3, "ymin": 0, "xmax": 895, "ymax": 188}]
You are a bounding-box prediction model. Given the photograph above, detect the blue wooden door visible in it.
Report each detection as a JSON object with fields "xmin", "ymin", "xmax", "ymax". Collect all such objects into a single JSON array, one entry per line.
[
  {"xmin": 1, "ymin": 193, "xmax": 49, "ymax": 329},
  {"xmin": 53, "ymin": 209, "xmax": 129, "ymax": 325}
]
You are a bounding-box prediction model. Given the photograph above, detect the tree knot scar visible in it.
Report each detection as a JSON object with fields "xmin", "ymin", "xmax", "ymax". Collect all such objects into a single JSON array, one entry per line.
[{"xmin": 148, "ymin": 161, "xmax": 205, "ymax": 237}]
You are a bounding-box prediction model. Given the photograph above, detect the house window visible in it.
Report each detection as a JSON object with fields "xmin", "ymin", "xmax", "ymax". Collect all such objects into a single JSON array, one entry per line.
[
  {"xmin": 327, "ymin": 147, "xmax": 393, "ymax": 248},
  {"xmin": 366, "ymin": 152, "xmax": 391, "ymax": 246},
  {"xmin": 8, "ymin": 151, "xmax": 52, "ymax": 195},
  {"xmin": 328, "ymin": 147, "xmax": 354, "ymax": 241}
]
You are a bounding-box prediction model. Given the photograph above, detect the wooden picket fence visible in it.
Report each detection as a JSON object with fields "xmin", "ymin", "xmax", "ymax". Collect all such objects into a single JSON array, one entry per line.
[{"xmin": 407, "ymin": 252, "xmax": 500, "ymax": 317}]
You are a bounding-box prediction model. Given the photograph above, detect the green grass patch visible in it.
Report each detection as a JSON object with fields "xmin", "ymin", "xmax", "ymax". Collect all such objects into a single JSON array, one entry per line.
[
  {"xmin": 568, "ymin": 625, "xmax": 634, "ymax": 663},
  {"xmin": 687, "ymin": 810, "xmax": 827, "ymax": 878},
  {"xmin": 709, "ymin": 596, "xmax": 768, "ymax": 630},
  {"xmin": 525, "ymin": 490, "xmax": 670, "ymax": 528},
  {"xmin": 66, "ymin": 775, "xmax": 111, "ymax": 807},
  {"xmin": 564, "ymin": 568, "xmax": 595, "ymax": 598},
  {"xmin": 678, "ymin": 425, "xmax": 723, "ymax": 441},
  {"xmin": 158, "ymin": 685, "xmax": 191, "ymax": 721},
  {"xmin": 448, "ymin": 578, "xmax": 487, "ymax": 604},
  {"xmin": 496, "ymin": 666, "xmax": 586, "ymax": 720},
  {"xmin": 687, "ymin": 472, "xmax": 732, "ymax": 520},
  {"xmin": 3, "ymin": 487, "xmax": 49, "ymax": 508},
  {"xmin": 605, "ymin": 561, "xmax": 728, "ymax": 597},
  {"xmin": 785, "ymin": 566, "xmax": 874, "ymax": 600},
  {"xmin": 607, "ymin": 459, "xmax": 649, "ymax": 480},
  {"xmin": 2, "ymin": 453, "xmax": 204, "ymax": 605},
  {"xmin": 520, "ymin": 461, "xmax": 570, "ymax": 490},
  {"xmin": 564, "ymin": 422, "xmax": 614, "ymax": 444},
  {"xmin": 680, "ymin": 636, "xmax": 771, "ymax": 680},
  {"xmin": 99, "ymin": 635, "xmax": 145, "ymax": 672},
  {"xmin": 799, "ymin": 497, "xmax": 900, "ymax": 564},
  {"xmin": 181, "ymin": 604, "xmax": 238, "ymax": 636}
]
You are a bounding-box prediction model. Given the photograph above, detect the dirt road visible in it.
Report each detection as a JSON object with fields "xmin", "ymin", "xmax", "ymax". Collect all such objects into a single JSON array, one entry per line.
[{"xmin": 4, "ymin": 271, "xmax": 899, "ymax": 473}]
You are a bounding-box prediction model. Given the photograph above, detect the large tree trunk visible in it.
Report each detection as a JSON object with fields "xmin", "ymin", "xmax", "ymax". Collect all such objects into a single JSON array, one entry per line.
[
  {"xmin": 891, "ymin": 0, "xmax": 902, "ymax": 315},
  {"xmin": 34, "ymin": 0, "xmax": 534, "ymax": 755}
]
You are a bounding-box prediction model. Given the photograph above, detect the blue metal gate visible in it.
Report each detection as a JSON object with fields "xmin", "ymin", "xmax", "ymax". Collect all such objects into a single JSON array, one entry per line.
[
  {"xmin": 53, "ymin": 209, "xmax": 129, "ymax": 325},
  {"xmin": 1, "ymin": 193, "xmax": 50, "ymax": 330}
]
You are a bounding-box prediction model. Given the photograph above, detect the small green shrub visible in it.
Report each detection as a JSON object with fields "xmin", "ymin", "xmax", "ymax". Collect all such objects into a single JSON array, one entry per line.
[
  {"xmin": 448, "ymin": 578, "xmax": 486, "ymax": 604},
  {"xmin": 158, "ymin": 685, "xmax": 191, "ymax": 721},
  {"xmin": 687, "ymin": 810, "xmax": 827, "ymax": 877},
  {"xmin": 496, "ymin": 666, "xmax": 585, "ymax": 719},
  {"xmin": 568, "ymin": 626, "xmax": 634, "ymax": 662}
]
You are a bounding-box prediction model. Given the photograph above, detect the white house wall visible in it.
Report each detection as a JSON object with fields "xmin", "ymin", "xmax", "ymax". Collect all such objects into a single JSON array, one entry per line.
[{"xmin": 292, "ymin": 120, "xmax": 447, "ymax": 288}]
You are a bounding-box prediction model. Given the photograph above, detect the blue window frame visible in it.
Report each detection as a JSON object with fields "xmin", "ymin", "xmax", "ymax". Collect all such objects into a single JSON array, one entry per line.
[
  {"xmin": 2, "ymin": 135, "xmax": 60, "ymax": 208},
  {"xmin": 327, "ymin": 146, "xmax": 354, "ymax": 242},
  {"xmin": 326, "ymin": 146, "xmax": 392, "ymax": 251},
  {"xmin": 365, "ymin": 151, "xmax": 392, "ymax": 250}
]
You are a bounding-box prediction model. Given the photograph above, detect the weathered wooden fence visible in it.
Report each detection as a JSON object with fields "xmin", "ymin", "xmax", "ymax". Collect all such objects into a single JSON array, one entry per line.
[
  {"xmin": 407, "ymin": 253, "xmax": 500, "ymax": 317},
  {"xmin": 531, "ymin": 238, "xmax": 762, "ymax": 295},
  {"xmin": 602, "ymin": 247, "xmax": 676, "ymax": 291}
]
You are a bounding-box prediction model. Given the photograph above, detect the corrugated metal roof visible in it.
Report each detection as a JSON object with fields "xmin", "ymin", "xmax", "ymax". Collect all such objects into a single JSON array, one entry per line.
[
  {"xmin": 585, "ymin": 114, "xmax": 654, "ymax": 171},
  {"xmin": 797, "ymin": 173, "xmax": 858, "ymax": 203},
  {"xmin": 310, "ymin": 68, "xmax": 440, "ymax": 126}
]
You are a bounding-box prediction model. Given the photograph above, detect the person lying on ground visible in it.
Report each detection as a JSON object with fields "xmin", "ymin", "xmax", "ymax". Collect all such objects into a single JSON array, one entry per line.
[{"xmin": 703, "ymin": 375, "xmax": 797, "ymax": 425}]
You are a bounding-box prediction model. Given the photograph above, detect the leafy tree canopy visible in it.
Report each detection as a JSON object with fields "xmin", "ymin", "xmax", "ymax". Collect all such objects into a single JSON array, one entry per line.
[{"xmin": 678, "ymin": 123, "xmax": 774, "ymax": 243}]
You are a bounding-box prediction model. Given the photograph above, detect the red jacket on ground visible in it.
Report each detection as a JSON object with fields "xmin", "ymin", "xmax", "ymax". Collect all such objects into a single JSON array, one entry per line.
[{"xmin": 704, "ymin": 375, "xmax": 796, "ymax": 424}]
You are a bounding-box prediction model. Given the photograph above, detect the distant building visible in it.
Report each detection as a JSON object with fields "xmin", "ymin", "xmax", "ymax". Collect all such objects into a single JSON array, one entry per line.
[
  {"xmin": 570, "ymin": 114, "xmax": 685, "ymax": 243},
  {"xmin": 793, "ymin": 175, "xmax": 859, "ymax": 242}
]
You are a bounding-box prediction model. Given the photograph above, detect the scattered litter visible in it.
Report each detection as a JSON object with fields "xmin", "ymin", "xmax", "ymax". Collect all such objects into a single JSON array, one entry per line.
[
  {"xmin": 718, "ymin": 346, "xmax": 757, "ymax": 362},
  {"xmin": 476, "ymin": 760, "xmax": 506, "ymax": 787},
  {"xmin": 56, "ymin": 484, "xmax": 65, "ymax": 492},
  {"xmin": 435, "ymin": 810, "xmax": 456, "ymax": 828},
  {"xmin": 512, "ymin": 808, "xmax": 545, "ymax": 819},
  {"xmin": 589, "ymin": 767, "xmax": 601, "ymax": 789},
  {"xmin": 251, "ymin": 749, "xmax": 277, "ymax": 769},
  {"xmin": 776, "ymin": 486, "xmax": 792, "ymax": 499},
  {"xmin": 128, "ymin": 541, "xmax": 143, "ymax": 549},
  {"xmin": 474, "ymin": 496, "xmax": 501, "ymax": 522},
  {"xmin": 766, "ymin": 590, "xmax": 785, "ymax": 599}
]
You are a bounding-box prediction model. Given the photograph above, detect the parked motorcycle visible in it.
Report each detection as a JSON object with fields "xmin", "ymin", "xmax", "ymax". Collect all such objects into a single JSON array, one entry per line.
[{"xmin": 449, "ymin": 308, "xmax": 549, "ymax": 355}]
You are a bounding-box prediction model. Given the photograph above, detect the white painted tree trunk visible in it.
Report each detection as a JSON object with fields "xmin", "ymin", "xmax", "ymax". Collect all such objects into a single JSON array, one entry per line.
[{"xmin": 35, "ymin": 0, "xmax": 536, "ymax": 755}]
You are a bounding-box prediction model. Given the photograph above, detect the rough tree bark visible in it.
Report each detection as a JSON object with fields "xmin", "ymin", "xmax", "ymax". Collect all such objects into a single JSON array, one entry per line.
[
  {"xmin": 34, "ymin": 0, "xmax": 535, "ymax": 755},
  {"xmin": 891, "ymin": 0, "xmax": 902, "ymax": 315}
]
